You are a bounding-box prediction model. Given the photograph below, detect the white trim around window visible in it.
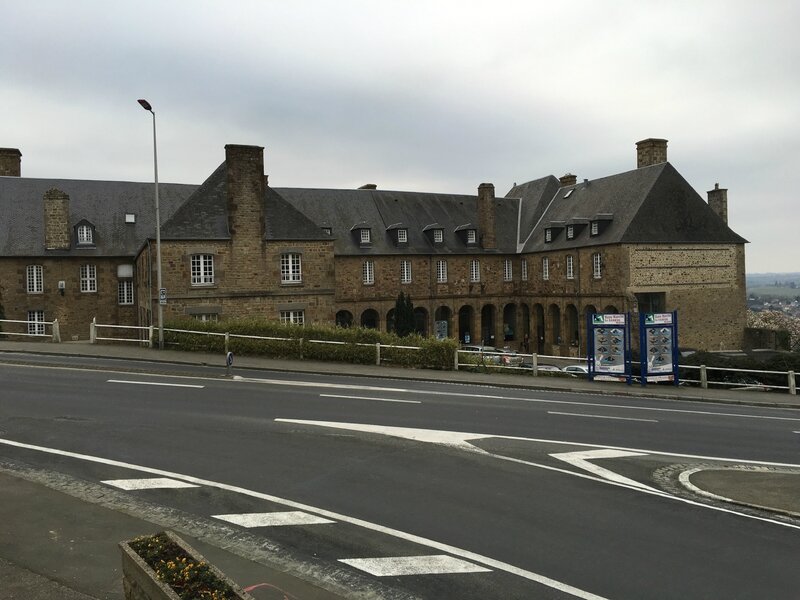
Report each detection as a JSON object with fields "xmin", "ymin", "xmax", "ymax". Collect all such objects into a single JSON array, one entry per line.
[
  {"xmin": 27, "ymin": 310, "xmax": 45, "ymax": 335},
  {"xmin": 436, "ymin": 259, "xmax": 448, "ymax": 283},
  {"xmin": 433, "ymin": 229, "xmax": 443, "ymax": 243},
  {"xmin": 566, "ymin": 255, "xmax": 574, "ymax": 280},
  {"xmin": 80, "ymin": 264, "xmax": 97, "ymax": 293},
  {"xmin": 592, "ymin": 252, "xmax": 602, "ymax": 279},
  {"xmin": 77, "ymin": 224, "xmax": 93, "ymax": 245},
  {"xmin": 279, "ymin": 309, "xmax": 305, "ymax": 325},
  {"xmin": 400, "ymin": 259, "xmax": 412, "ymax": 284},
  {"xmin": 26, "ymin": 265, "xmax": 43, "ymax": 293},
  {"xmin": 191, "ymin": 254, "xmax": 215, "ymax": 286},
  {"xmin": 280, "ymin": 253, "xmax": 302, "ymax": 284},
  {"xmin": 503, "ymin": 259, "xmax": 513, "ymax": 282},
  {"xmin": 542, "ymin": 257, "xmax": 550, "ymax": 281},
  {"xmin": 118, "ymin": 280, "xmax": 134, "ymax": 305},
  {"xmin": 467, "ymin": 229, "xmax": 477, "ymax": 244},
  {"xmin": 363, "ymin": 260, "xmax": 374, "ymax": 285},
  {"xmin": 470, "ymin": 259, "xmax": 480, "ymax": 282},
  {"xmin": 521, "ymin": 258, "xmax": 528, "ymax": 281}
]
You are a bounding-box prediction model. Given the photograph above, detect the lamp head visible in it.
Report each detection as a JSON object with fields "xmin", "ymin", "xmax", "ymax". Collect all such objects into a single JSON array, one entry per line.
[{"xmin": 137, "ymin": 99, "xmax": 153, "ymax": 112}]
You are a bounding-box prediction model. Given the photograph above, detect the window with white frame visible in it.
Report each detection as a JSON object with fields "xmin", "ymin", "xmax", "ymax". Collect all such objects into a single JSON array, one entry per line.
[
  {"xmin": 433, "ymin": 229, "xmax": 443, "ymax": 243},
  {"xmin": 566, "ymin": 255, "xmax": 574, "ymax": 280},
  {"xmin": 80, "ymin": 264, "xmax": 97, "ymax": 292},
  {"xmin": 521, "ymin": 258, "xmax": 528, "ymax": 281},
  {"xmin": 592, "ymin": 252, "xmax": 602, "ymax": 278},
  {"xmin": 567, "ymin": 225, "xmax": 574, "ymax": 239},
  {"xmin": 26, "ymin": 265, "xmax": 43, "ymax": 293},
  {"xmin": 193, "ymin": 313, "xmax": 218, "ymax": 322},
  {"xmin": 191, "ymin": 254, "xmax": 215, "ymax": 285},
  {"xmin": 397, "ymin": 229, "xmax": 408, "ymax": 243},
  {"xmin": 280, "ymin": 253, "xmax": 302, "ymax": 284},
  {"xmin": 118, "ymin": 280, "xmax": 134, "ymax": 305},
  {"xmin": 436, "ymin": 259, "xmax": 448, "ymax": 283},
  {"xmin": 470, "ymin": 259, "xmax": 480, "ymax": 282},
  {"xmin": 503, "ymin": 259, "xmax": 513, "ymax": 282},
  {"xmin": 279, "ymin": 309, "xmax": 305, "ymax": 325},
  {"xmin": 542, "ymin": 257, "xmax": 550, "ymax": 281},
  {"xmin": 545, "ymin": 229, "xmax": 552, "ymax": 243},
  {"xmin": 322, "ymin": 227, "xmax": 332, "ymax": 236},
  {"xmin": 400, "ymin": 259, "xmax": 412, "ymax": 283},
  {"xmin": 360, "ymin": 229, "xmax": 371, "ymax": 244},
  {"xmin": 77, "ymin": 224, "xmax": 93, "ymax": 245},
  {"xmin": 27, "ymin": 310, "xmax": 45, "ymax": 335},
  {"xmin": 362, "ymin": 260, "xmax": 374, "ymax": 285},
  {"xmin": 591, "ymin": 221, "xmax": 599, "ymax": 236},
  {"xmin": 467, "ymin": 229, "xmax": 477, "ymax": 244}
]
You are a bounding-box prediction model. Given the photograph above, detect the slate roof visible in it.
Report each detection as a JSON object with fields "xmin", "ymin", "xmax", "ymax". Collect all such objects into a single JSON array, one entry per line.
[
  {"xmin": 275, "ymin": 187, "xmax": 520, "ymax": 255},
  {"xmin": 516, "ymin": 162, "xmax": 747, "ymax": 253},
  {"xmin": 0, "ymin": 176, "xmax": 197, "ymax": 256}
]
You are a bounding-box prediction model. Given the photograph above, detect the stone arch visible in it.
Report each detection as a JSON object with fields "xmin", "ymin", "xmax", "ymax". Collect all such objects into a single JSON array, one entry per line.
[
  {"xmin": 434, "ymin": 305, "xmax": 452, "ymax": 340},
  {"xmin": 458, "ymin": 305, "xmax": 475, "ymax": 344},
  {"xmin": 604, "ymin": 305, "xmax": 619, "ymax": 314},
  {"xmin": 361, "ymin": 309, "xmax": 379, "ymax": 329},
  {"xmin": 548, "ymin": 303, "xmax": 561, "ymax": 345},
  {"xmin": 335, "ymin": 310, "xmax": 353, "ymax": 328},
  {"xmin": 533, "ymin": 303, "xmax": 546, "ymax": 354},
  {"xmin": 481, "ymin": 304, "xmax": 497, "ymax": 346},
  {"xmin": 413, "ymin": 307, "xmax": 429, "ymax": 336},
  {"xmin": 566, "ymin": 304, "xmax": 579, "ymax": 347},
  {"xmin": 502, "ymin": 303, "xmax": 517, "ymax": 343},
  {"xmin": 386, "ymin": 308, "xmax": 396, "ymax": 333}
]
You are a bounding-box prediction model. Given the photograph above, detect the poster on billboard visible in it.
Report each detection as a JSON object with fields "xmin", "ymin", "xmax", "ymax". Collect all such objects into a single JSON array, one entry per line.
[
  {"xmin": 640, "ymin": 311, "xmax": 679, "ymax": 384},
  {"xmin": 588, "ymin": 313, "xmax": 631, "ymax": 381}
]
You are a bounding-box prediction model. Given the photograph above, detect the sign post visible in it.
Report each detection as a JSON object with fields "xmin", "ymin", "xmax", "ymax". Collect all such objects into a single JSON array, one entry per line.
[
  {"xmin": 159, "ymin": 288, "xmax": 167, "ymax": 306},
  {"xmin": 226, "ymin": 351, "xmax": 234, "ymax": 377}
]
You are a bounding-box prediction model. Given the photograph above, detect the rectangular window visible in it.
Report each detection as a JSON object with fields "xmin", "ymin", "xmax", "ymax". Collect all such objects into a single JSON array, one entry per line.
[
  {"xmin": 542, "ymin": 257, "xmax": 550, "ymax": 281},
  {"xmin": 280, "ymin": 253, "xmax": 302, "ymax": 284},
  {"xmin": 467, "ymin": 230, "xmax": 477, "ymax": 244},
  {"xmin": 503, "ymin": 259, "xmax": 513, "ymax": 282},
  {"xmin": 397, "ymin": 229, "xmax": 408, "ymax": 243},
  {"xmin": 322, "ymin": 227, "xmax": 332, "ymax": 236},
  {"xmin": 360, "ymin": 229, "xmax": 371, "ymax": 244},
  {"xmin": 567, "ymin": 225, "xmax": 574, "ymax": 239},
  {"xmin": 362, "ymin": 260, "xmax": 374, "ymax": 285},
  {"xmin": 436, "ymin": 259, "xmax": 448, "ymax": 283},
  {"xmin": 77, "ymin": 224, "xmax": 93, "ymax": 244},
  {"xmin": 591, "ymin": 222, "xmax": 599, "ymax": 236},
  {"xmin": 27, "ymin": 310, "xmax": 45, "ymax": 336},
  {"xmin": 433, "ymin": 229, "xmax": 443, "ymax": 243},
  {"xmin": 566, "ymin": 255, "xmax": 574, "ymax": 280},
  {"xmin": 26, "ymin": 265, "xmax": 43, "ymax": 293},
  {"xmin": 470, "ymin": 259, "xmax": 480, "ymax": 282},
  {"xmin": 279, "ymin": 310, "xmax": 304, "ymax": 325},
  {"xmin": 545, "ymin": 229, "xmax": 552, "ymax": 243},
  {"xmin": 593, "ymin": 253, "xmax": 602, "ymax": 278},
  {"xmin": 521, "ymin": 259, "xmax": 528, "ymax": 281},
  {"xmin": 80, "ymin": 264, "xmax": 97, "ymax": 292},
  {"xmin": 191, "ymin": 254, "xmax": 215, "ymax": 285},
  {"xmin": 193, "ymin": 313, "xmax": 218, "ymax": 322},
  {"xmin": 400, "ymin": 260, "xmax": 412, "ymax": 284},
  {"xmin": 118, "ymin": 280, "xmax": 134, "ymax": 305}
]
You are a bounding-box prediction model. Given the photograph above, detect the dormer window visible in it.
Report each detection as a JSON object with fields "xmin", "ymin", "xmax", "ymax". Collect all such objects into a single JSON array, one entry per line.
[
  {"xmin": 590, "ymin": 222, "xmax": 599, "ymax": 236},
  {"xmin": 590, "ymin": 213, "xmax": 613, "ymax": 236},
  {"xmin": 467, "ymin": 229, "xmax": 477, "ymax": 244},
  {"xmin": 566, "ymin": 225, "xmax": 574, "ymax": 239},
  {"xmin": 77, "ymin": 224, "xmax": 93, "ymax": 245},
  {"xmin": 397, "ymin": 228, "xmax": 407, "ymax": 243},
  {"xmin": 433, "ymin": 229, "xmax": 443, "ymax": 243},
  {"xmin": 545, "ymin": 229, "xmax": 552, "ymax": 243},
  {"xmin": 360, "ymin": 229, "xmax": 371, "ymax": 244},
  {"xmin": 351, "ymin": 222, "xmax": 372, "ymax": 247},
  {"xmin": 322, "ymin": 227, "xmax": 332, "ymax": 236}
]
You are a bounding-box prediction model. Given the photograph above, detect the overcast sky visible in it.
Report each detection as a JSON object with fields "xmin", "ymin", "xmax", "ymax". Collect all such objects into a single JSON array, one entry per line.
[{"xmin": 3, "ymin": 0, "xmax": 798, "ymax": 273}]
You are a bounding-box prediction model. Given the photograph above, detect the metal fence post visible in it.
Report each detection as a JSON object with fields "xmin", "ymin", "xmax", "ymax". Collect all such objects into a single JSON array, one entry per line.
[
  {"xmin": 700, "ymin": 365, "xmax": 707, "ymax": 389},
  {"xmin": 789, "ymin": 371, "xmax": 796, "ymax": 395},
  {"xmin": 532, "ymin": 353, "xmax": 538, "ymax": 376},
  {"xmin": 90, "ymin": 318, "xmax": 96, "ymax": 344},
  {"xmin": 51, "ymin": 319, "xmax": 61, "ymax": 343}
]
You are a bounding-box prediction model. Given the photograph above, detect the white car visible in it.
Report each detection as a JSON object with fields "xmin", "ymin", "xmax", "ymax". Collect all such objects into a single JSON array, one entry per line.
[{"xmin": 562, "ymin": 364, "xmax": 590, "ymax": 376}]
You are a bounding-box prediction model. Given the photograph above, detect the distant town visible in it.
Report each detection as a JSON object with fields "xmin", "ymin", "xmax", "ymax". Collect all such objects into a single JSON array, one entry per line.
[{"xmin": 747, "ymin": 272, "xmax": 800, "ymax": 350}]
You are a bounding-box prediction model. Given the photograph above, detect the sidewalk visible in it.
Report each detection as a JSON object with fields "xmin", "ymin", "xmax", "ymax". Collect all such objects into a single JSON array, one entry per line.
[{"xmin": 0, "ymin": 340, "xmax": 798, "ymax": 599}]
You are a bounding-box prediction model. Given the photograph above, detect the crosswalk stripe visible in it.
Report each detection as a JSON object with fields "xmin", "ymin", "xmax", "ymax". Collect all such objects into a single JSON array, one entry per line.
[
  {"xmin": 339, "ymin": 555, "xmax": 491, "ymax": 577},
  {"xmin": 212, "ymin": 511, "xmax": 335, "ymax": 527},
  {"xmin": 101, "ymin": 477, "xmax": 200, "ymax": 490}
]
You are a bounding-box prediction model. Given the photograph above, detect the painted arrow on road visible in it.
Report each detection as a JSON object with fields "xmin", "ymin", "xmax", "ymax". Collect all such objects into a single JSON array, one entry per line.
[{"xmin": 549, "ymin": 449, "xmax": 652, "ymax": 490}]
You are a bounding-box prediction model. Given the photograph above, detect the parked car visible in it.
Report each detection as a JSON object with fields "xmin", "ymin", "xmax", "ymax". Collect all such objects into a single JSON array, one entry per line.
[{"xmin": 562, "ymin": 364, "xmax": 589, "ymax": 377}]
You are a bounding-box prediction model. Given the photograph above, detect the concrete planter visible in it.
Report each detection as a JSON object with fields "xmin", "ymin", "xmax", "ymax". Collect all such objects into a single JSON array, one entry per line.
[{"xmin": 120, "ymin": 530, "xmax": 253, "ymax": 600}]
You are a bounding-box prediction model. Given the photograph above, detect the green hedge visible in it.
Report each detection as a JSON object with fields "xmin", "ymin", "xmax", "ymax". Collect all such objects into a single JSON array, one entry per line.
[{"xmin": 163, "ymin": 319, "xmax": 458, "ymax": 370}]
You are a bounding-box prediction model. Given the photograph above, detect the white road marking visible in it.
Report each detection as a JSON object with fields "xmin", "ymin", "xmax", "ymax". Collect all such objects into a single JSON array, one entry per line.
[
  {"xmin": 320, "ymin": 394, "xmax": 421, "ymax": 404},
  {"xmin": 235, "ymin": 376, "xmax": 800, "ymax": 422},
  {"xmin": 0, "ymin": 437, "xmax": 610, "ymax": 599},
  {"xmin": 549, "ymin": 449, "xmax": 653, "ymax": 490},
  {"xmin": 107, "ymin": 379, "xmax": 205, "ymax": 389},
  {"xmin": 213, "ymin": 511, "xmax": 335, "ymax": 527},
  {"xmin": 548, "ymin": 411, "xmax": 658, "ymax": 423},
  {"xmin": 101, "ymin": 477, "xmax": 200, "ymax": 490},
  {"xmin": 339, "ymin": 555, "xmax": 491, "ymax": 577}
]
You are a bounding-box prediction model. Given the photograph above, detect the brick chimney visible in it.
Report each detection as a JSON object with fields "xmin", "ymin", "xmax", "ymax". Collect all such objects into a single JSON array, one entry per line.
[
  {"xmin": 225, "ymin": 144, "xmax": 265, "ymax": 240},
  {"xmin": 477, "ymin": 183, "xmax": 496, "ymax": 250},
  {"xmin": 559, "ymin": 173, "xmax": 577, "ymax": 187},
  {"xmin": 636, "ymin": 138, "xmax": 668, "ymax": 168},
  {"xmin": 707, "ymin": 183, "xmax": 728, "ymax": 225},
  {"xmin": 43, "ymin": 188, "xmax": 71, "ymax": 250},
  {"xmin": 0, "ymin": 148, "xmax": 21, "ymax": 177}
]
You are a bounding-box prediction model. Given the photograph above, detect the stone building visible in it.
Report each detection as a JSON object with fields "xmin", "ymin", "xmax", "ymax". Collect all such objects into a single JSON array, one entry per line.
[{"xmin": 0, "ymin": 139, "xmax": 747, "ymax": 352}]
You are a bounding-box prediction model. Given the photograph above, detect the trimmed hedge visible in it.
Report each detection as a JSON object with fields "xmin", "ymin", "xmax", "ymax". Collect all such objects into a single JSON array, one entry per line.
[{"xmin": 163, "ymin": 319, "xmax": 458, "ymax": 370}]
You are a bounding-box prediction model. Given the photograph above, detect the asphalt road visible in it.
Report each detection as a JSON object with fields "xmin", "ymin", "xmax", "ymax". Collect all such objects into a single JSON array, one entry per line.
[{"xmin": 1, "ymin": 357, "xmax": 799, "ymax": 599}]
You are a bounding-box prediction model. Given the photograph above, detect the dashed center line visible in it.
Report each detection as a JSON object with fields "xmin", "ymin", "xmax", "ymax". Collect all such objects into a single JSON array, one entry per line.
[
  {"xmin": 107, "ymin": 379, "xmax": 205, "ymax": 389},
  {"xmin": 339, "ymin": 555, "xmax": 492, "ymax": 577},
  {"xmin": 548, "ymin": 411, "xmax": 658, "ymax": 423},
  {"xmin": 320, "ymin": 394, "xmax": 421, "ymax": 404}
]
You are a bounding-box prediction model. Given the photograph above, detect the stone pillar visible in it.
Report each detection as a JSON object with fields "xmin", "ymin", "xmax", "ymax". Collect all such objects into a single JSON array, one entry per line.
[
  {"xmin": 44, "ymin": 188, "xmax": 71, "ymax": 250},
  {"xmin": 0, "ymin": 148, "xmax": 21, "ymax": 177},
  {"xmin": 477, "ymin": 183, "xmax": 496, "ymax": 250},
  {"xmin": 636, "ymin": 138, "xmax": 668, "ymax": 168},
  {"xmin": 707, "ymin": 183, "xmax": 728, "ymax": 225}
]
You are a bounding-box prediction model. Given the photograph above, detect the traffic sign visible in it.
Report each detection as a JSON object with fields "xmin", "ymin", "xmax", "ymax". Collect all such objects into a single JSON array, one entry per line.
[{"xmin": 159, "ymin": 288, "xmax": 167, "ymax": 305}]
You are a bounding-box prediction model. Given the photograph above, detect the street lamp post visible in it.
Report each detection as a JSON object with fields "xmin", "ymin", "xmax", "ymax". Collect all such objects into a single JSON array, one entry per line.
[{"xmin": 138, "ymin": 99, "xmax": 164, "ymax": 349}]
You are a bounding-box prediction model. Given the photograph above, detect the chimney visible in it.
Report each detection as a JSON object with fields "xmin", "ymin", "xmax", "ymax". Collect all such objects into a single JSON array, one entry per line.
[
  {"xmin": 43, "ymin": 188, "xmax": 71, "ymax": 250},
  {"xmin": 358, "ymin": 183, "xmax": 377, "ymax": 190},
  {"xmin": 559, "ymin": 173, "xmax": 577, "ymax": 187},
  {"xmin": 707, "ymin": 183, "xmax": 728, "ymax": 225},
  {"xmin": 225, "ymin": 144, "xmax": 265, "ymax": 240},
  {"xmin": 636, "ymin": 138, "xmax": 668, "ymax": 168},
  {"xmin": 477, "ymin": 182, "xmax": 496, "ymax": 250},
  {"xmin": 0, "ymin": 148, "xmax": 22, "ymax": 177}
]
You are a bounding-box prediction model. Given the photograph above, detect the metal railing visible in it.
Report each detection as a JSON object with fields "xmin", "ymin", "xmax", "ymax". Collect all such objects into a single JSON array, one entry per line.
[{"xmin": 0, "ymin": 318, "xmax": 60, "ymax": 342}]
